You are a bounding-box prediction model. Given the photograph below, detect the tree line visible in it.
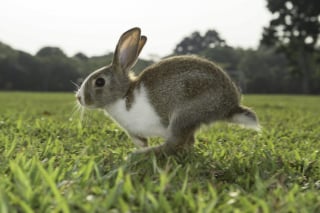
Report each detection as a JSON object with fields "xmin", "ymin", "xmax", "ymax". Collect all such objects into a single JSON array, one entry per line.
[
  {"xmin": 0, "ymin": 43, "xmax": 152, "ymax": 91},
  {"xmin": 0, "ymin": 0, "xmax": 319, "ymax": 93},
  {"xmin": 173, "ymin": 30, "xmax": 319, "ymax": 94}
]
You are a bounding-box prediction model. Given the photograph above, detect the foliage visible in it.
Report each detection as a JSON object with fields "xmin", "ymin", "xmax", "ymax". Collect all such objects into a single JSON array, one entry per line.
[
  {"xmin": 1, "ymin": 16, "xmax": 320, "ymax": 93},
  {"xmin": 37, "ymin": 47, "xmax": 67, "ymax": 58},
  {"xmin": 174, "ymin": 30, "xmax": 226, "ymax": 55},
  {"xmin": 0, "ymin": 45, "xmax": 152, "ymax": 91},
  {"xmin": 261, "ymin": 0, "xmax": 320, "ymax": 93},
  {"xmin": 172, "ymin": 28, "xmax": 320, "ymax": 94},
  {"xmin": 0, "ymin": 92, "xmax": 320, "ymax": 212},
  {"xmin": 238, "ymin": 47, "xmax": 301, "ymax": 93}
]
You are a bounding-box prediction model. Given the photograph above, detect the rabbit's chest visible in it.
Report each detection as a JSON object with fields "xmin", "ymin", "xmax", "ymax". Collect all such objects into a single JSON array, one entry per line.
[{"xmin": 105, "ymin": 85, "xmax": 168, "ymax": 138}]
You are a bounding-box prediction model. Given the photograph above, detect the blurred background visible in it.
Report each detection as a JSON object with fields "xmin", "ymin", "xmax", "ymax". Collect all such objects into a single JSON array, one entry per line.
[{"xmin": 0, "ymin": 0, "xmax": 319, "ymax": 93}]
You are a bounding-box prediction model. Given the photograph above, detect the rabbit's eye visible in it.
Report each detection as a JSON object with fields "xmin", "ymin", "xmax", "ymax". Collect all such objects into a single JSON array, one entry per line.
[{"xmin": 95, "ymin": 78, "xmax": 105, "ymax": 87}]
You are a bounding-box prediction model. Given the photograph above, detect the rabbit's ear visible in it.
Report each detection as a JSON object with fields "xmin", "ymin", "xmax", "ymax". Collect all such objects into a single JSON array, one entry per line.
[
  {"xmin": 137, "ymin": 35, "xmax": 147, "ymax": 57},
  {"xmin": 113, "ymin": 28, "xmax": 146, "ymax": 73}
]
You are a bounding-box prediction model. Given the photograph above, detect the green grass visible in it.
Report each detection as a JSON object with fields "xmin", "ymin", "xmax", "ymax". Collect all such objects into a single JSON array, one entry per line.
[{"xmin": 0, "ymin": 92, "xmax": 319, "ymax": 212}]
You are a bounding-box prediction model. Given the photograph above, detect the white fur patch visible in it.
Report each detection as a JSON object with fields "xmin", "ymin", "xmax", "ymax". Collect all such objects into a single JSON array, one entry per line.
[
  {"xmin": 232, "ymin": 113, "xmax": 261, "ymax": 131},
  {"xmin": 105, "ymin": 84, "xmax": 169, "ymax": 138}
]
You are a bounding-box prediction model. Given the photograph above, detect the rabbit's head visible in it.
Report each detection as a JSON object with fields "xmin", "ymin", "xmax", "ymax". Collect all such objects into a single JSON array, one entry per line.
[{"xmin": 76, "ymin": 28, "xmax": 147, "ymax": 108}]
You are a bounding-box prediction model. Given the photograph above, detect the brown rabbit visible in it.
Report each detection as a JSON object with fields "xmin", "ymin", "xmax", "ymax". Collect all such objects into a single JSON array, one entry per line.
[{"xmin": 76, "ymin": 27, "xmax": 260, "ymax": 155}]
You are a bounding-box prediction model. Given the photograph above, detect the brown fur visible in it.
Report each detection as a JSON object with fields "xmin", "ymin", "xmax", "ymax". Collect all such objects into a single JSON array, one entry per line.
[
  {"xmin": 135, "ymin": 55, "xmax": 241, "ymax": 126},
  {"xmin": 78, "ymin": 28, "xmax": 259, "ymax": 156},
  {"xmin": 128, "ymin": 56, "xmax": 245, "ymax": 154}
]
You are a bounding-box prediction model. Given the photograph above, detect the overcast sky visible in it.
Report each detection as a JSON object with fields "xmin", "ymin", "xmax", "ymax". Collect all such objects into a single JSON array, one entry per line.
[{"xmin": 0, "ymin": 0, "xmax": 272, "ymax": 59}]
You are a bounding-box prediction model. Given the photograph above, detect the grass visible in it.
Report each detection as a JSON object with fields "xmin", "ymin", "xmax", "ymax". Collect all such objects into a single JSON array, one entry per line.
[{"xmin": 0, "ymin": 92, "xmax": 319, "ymax": 212}]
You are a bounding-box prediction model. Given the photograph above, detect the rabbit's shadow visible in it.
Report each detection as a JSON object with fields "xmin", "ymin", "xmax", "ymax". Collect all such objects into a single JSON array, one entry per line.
[
  {"xmin": 103, "ymin": 148, "xmax": 276, "ymax": 188},
  {"xmin": 102, "ymin": 144, "xmax": 317, "ymax": 193}
]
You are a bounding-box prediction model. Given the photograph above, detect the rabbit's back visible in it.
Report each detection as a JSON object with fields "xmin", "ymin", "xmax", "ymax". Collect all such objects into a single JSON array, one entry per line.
[
  {"xmin": 137, "ymin": 55, "xmax": 241, "ymax": 126},
  {"xmin": 76, "ymin": 27, "xmax": 259, "ymax": 155}
]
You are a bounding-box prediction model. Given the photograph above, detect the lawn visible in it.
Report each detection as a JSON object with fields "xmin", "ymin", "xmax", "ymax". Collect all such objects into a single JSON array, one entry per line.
[{"xmin": 0, "ymin": 92, "xmax": 319, "ymax": 212}]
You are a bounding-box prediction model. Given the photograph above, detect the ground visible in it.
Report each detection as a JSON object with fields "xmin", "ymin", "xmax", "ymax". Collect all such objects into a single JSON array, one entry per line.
[{"xmin": 0, "ymin": 92, "xmax": 319, "ymax": 212}]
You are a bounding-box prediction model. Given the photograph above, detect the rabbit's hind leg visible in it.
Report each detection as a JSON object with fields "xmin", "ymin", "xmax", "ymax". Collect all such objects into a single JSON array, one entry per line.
[
  {"xmin": 132, "ymin": 110, "xmax": 209, "ymax": 156},
  {"xmin": 131, "ymin": 115, "xmax": 197, "ymax": 156},
  {"xmin": 159, "ymin": 111, "xmax": 202, "ymax": 155}
]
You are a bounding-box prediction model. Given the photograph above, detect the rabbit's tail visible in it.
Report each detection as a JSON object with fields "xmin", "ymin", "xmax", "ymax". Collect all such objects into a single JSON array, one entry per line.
[{"xmin": 229, "ymin": 106, "xmax": 261, "ymax": 131}]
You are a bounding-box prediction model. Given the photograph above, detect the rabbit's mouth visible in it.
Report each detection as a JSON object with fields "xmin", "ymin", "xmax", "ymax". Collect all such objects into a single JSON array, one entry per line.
[
  {"xmin": 76, "ymin": 95, "xmax": 82, "ymax": 104},
  {"xmin": 75, "ymin": 89, "xmax": 84, "ymax": 106},
  {"xmin": 76, "ymin": 90, "xmax": 88, "ymax": 107},
  {"xmin": 75, "ymin": 91, "xmax": 98, "ymax": 109}
]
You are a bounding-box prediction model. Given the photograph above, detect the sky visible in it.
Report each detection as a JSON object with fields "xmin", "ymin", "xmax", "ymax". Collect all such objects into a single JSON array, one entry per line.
[{"xmin": 0, "ymin": 0, "xmax": 272, "ymax": 59}]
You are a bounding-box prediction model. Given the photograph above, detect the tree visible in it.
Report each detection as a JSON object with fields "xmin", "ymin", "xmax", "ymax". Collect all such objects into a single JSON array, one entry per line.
[
  {"xmin": 174, "ymin": 30, "xmax": 226, "ymax": 55},
  {"xmin": 36, "ymin": 47, "xmax": 67, "ymax": 58},
  {"xmin": 73, "ymin": 52, "xmax": 88, "ymax": 61},
  {"xmin": 238, "ymin": 47, "xmax": 300, "ymax": 93},
  {"xmin": 202, "ymin": 46, "xmax": 241, "ymax": 70},
  {"xmin": 261, "ymin": 0, "xmax": 320, "ymax": 93},
  {"xmin": 35, "ymin": 47, "xmax": 79, "ymax": 91},
  {"xmin": 37, "ymin": 56, "xmax": 80, "ymax": 91}
]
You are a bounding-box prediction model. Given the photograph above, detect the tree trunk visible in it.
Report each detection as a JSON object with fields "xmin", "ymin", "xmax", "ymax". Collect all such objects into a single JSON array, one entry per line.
[{"xmin": 297, "ymin": 43, "xmax": 312, "ymax": 94}]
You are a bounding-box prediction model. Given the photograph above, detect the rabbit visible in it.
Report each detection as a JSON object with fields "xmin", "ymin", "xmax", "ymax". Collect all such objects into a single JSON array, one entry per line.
[{"xmin": 76, "ymin": 27, "xmax": 260, "ymax": 155}]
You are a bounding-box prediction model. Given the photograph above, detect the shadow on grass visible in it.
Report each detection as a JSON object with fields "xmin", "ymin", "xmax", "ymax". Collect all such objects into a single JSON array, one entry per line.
[{"xmin": 100, "ymin": 146, "xmax": 319, "ymax": 193}]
